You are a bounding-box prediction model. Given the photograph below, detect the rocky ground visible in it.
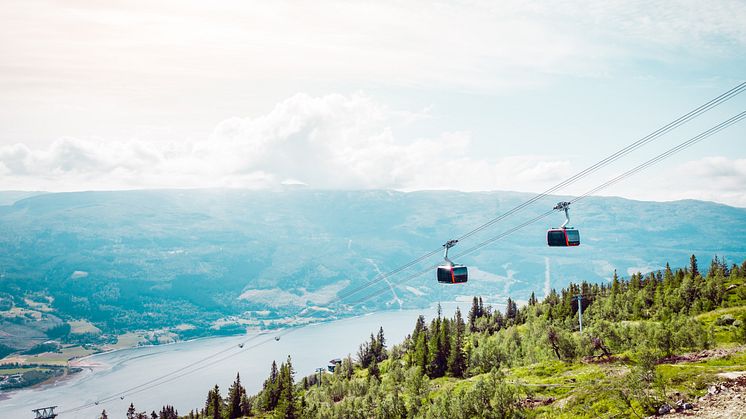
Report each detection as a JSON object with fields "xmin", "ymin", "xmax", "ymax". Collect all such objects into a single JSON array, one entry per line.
[{"xmin": 663, "ymin": 373, "xmax": 746, "ymax": 419}]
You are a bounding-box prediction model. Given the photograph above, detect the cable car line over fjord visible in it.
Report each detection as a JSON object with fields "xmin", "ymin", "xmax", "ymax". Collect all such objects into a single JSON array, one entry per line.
[
  {"xmin": 345, "ymin": 110, "xmax": 746, "ymax": 306},
  {"xmin": 452, "ymin": 81, "xmax": 746, "ymax": 243},
  {"xmin": 58, "ymin": 84, "xmax": 745, "ymax": 415},
  {"xmin": 307, "ymin": 81, "xmax": 746, "ymax": 301}
]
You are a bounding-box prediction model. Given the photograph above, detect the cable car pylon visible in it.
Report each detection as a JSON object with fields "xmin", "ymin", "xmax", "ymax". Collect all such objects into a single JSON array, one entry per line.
[{"xmin": 31, "ymin": 406, "xmax": 57, "ymax": 419}]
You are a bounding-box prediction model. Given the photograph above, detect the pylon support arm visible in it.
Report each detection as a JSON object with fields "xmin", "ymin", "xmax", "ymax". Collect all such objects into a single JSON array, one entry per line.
[
  {"xmin": 553, "ymin": 201, "xmax": 571, "ymax": 229},
  {"xmin": 442, "ymin": 239, "xmax": 458, "ymax": 265}
]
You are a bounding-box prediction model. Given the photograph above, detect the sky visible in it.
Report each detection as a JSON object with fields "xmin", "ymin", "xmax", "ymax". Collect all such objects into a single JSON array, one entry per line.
[{"xmin": 1, "ymin": 0, "xmax": 745, "ymax": 206}]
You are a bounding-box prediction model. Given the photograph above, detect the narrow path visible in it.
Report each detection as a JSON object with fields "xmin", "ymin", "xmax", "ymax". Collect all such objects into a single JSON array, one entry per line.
[{"xmin": 365, "ymin": 258, "xmax": 403, "ymax": 308}]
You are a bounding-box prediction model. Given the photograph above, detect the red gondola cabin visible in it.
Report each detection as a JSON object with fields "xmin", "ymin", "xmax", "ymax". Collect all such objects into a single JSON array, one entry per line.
[
  {"xmin": 436, "ymin": 264, "xmax": 468, "ymax": 284},
  {"xmin": 547, "ymin": 228, "xmax": 580, "ymax": 247}
]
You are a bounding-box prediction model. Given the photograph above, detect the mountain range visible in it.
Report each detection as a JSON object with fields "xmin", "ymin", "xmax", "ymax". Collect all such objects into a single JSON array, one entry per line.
[{"xmin": 1, "ymin": 189, "xmax": 745, "ymax": 338}]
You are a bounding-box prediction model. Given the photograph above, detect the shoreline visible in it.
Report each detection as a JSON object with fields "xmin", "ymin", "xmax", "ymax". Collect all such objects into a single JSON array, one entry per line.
[
  {"xmin": 70, "ymin": 304, "xmax": 440, "ymax": 364},
  {"xmin": 0, "ymin": 305, "xmax": 445, "ymax": 402},
  {"xmin": 0, "ymin": 305, "xmax": 451, "ymax": 417}
]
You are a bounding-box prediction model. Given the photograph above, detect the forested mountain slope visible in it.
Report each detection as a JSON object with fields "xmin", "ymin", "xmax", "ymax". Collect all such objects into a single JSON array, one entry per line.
[
  {"xmin": 1, "ymin": 189, "xmax": 745, "ymax": 341},
  {"xmin": 169, "ymin": 255, "xmax": 746, "ymax": 419}
]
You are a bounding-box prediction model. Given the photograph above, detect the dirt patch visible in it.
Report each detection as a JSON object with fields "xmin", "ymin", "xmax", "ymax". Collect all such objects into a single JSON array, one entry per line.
[
  {"xmin": 521, "ymin": 396, "xmax": 554, "ymax": 408},
  {"xmin": 583, "ymin": 354, "xmax": 630, "ymax": 364},
  {"xmin": 665, "ymin": 376, "xmax": 746, "ymax": 418},
  {"xmin": 657, "ymin": 346, "xmax": 746, "ymax": 365},
  {"xmin": 717, "ymin": 371, "xmax": 746, "ymax": 380}
]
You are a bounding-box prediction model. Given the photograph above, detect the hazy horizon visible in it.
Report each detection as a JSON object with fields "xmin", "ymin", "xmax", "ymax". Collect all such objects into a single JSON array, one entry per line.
[{"xmin": 1, "ymin": 1, "xmax": 744, "ymax": 206}]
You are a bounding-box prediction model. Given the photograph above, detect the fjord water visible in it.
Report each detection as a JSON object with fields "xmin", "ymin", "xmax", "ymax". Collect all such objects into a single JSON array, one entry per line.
[{"xmin": 0, "ymin": 306, "xmax": 459, "ymax": 419}]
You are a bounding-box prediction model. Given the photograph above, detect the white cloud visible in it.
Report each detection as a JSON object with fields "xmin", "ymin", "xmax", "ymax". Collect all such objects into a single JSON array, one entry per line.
[
  {"xmin": 0, "ymin": 92, "xmax": 573, "ymax": 192},
  {"xmin": 3, "ymin": 0, "xmax": 743, "ymax": 98},
  {"xmin": 1, "ymin": 92, "xmax": 744, "ymax": 208},
  {"xmin": 603, "ymin": 156, "xmax": 746, "ymax": 207}
]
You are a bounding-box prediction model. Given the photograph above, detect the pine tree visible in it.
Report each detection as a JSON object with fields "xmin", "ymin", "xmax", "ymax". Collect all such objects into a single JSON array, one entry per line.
[
  {"xmin": 427, "ymin": 315, "xmax": 442, "ymax": 377},
  {"xmin": 150, "ymin": 411, "xmax": 158, "ymax": 419},
  {"xmin": 276, "ymin": 356, "xmax": 297, "ymax": 418},
  {"xmin": 505, "ymin": 297, "xmax": 518, "ymax": 322},
  {"xmin": 99, "ymin": 410, "xmax": 108, "ymax": 419},
  {"xmin": 708, "ymin": 255, "xmax": 728, "ymax": 278},
  {"xmin": 262, "ymin": 360, "xmax": 280, "ymax": 411},
  {"xmin": 528, "ymin": 292, "xmax": 537, "ymax": 306},
  {"xmin": 205, "ymin": 384, "xmax": 222, "ymax": 419},
  {"xmin": 240, "ymin": 392, "xmax": 252, "ymax": 417},
  {"xmin": 413, "ymin": 315, "xmax": 426, "ymax": 339},
  {"xmin": 690, "ymin": 254, "xmax": 700, "ymax": 278},
  {"xmin": 357, "ymin": 340, "xmax": 373, "ymax": 368},
  {"xmin": 427, "ymin": 311, "xmax": 449, "ymax": 378},
  {"xmin": 369, "ymin": 357, "xmax": 380, "ymax": 380},
  {"xmin": 492, "ymin": 310, "xmax": 504, "ymax": 332},
  {"xmin": 346, "ymin": 355, "xmax": 355, "ymax": 379},
  {"xmin": 227, "ymin": 372, "xmax": 245, "ymax": 419},
  {"xmin": 127, "ymin": 403, "xmax": 136, "ymax": 419},
  {"xmin": 611, "ymin": 270, "xmax": 620, "ymax": 295},
  {"xmin": 468, "ymin": 296, "xmax": 479, "ymax": 332},
  {"xmin": 630, "ymin": 273, "xmax": 642, "ymax": 291},
  {"xmin": 438, "ymin": 317, "xmax": 451, "ymax": 375},
  {"xmin": 413, "ymin": 328, "xmax": 428, "ymax": 371},
  {"xmin": 159, "ymin": 405, "xmax": 178, "ymax": 419},
  {"xmin": 376, "ymin": 326, "xmax": 387, "ymax": 361},
  {"xmin": 732, "ymin": 263, "xmax": 741, "ymax": 278},
  {"xmin": 447, "ymin": 307, "xmax": 466, "ymax": 377},
  {"xmin": 663, "ymin": 263, "xmax": 674, "ymax": 288}
]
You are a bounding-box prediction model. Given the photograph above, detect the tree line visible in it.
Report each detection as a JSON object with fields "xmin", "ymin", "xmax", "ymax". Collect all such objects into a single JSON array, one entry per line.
[{"xmin": 126, "ymin": 254, "xmax": 746, "ymax": 418}]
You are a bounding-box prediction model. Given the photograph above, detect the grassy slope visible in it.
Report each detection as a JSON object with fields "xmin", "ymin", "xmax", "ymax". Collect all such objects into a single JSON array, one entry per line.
[{"xmin": 420, "ymin": 279, "xmax": 746, "ymax": 417}]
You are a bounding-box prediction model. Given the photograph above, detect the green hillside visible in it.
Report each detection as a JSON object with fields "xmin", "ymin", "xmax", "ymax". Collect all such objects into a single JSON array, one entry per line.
[
  {"xmin": 141, "ymin": 255, "xmax": 746, "ymax": 419},
  {"xmin": 2, "ymin": 189, "xmax": 746, "ymax": 354}
]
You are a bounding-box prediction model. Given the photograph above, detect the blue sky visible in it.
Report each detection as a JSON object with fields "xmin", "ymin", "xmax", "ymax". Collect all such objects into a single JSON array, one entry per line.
[{"xmin": 0, "ymin": 0, "xmax": 744, "ymax": 205}]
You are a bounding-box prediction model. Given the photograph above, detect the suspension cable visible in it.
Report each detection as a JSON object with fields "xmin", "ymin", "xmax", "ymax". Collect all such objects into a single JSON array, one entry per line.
[{"xmin": 58, "ymin": 89, "xmax": 745, "ymax": 414}]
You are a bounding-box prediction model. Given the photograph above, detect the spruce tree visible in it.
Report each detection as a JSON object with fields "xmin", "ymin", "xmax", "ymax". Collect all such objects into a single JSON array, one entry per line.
[
  {"xmin": 343, "ymin": 355, "xmax": 354, "ymax": 380},
  {"xmin": 611, "ymin": 270, "xmax": 620, "ymax": 295},
  {"xmin": 369, "ymin": 357, "xmax": 380, "ymax": 380},
  {"xmin": 505, "ymin": 297, "xmax": 518, "ymax": 322},
  {"xmin": 435, "ymin": 317, "xmax": 450, "ymax": 376},
  {"xmin": 262, "ymin": 360, "xmax": 280, "ymax": 410},
  {"xmin": 276, "ymin": 356, "xmax": 297, "ymax": 418},
  {"xmin": 690, "ymin": 254, "xmax": 700, "ymax": 278},
  {"xmin": 412, "ymin": 315, "xmax": 426, "ymax": 342},
  {"xmin": 468, "ymin": 296, "xmax": 479, "ymax": 332},
  {"xmin": 663, "ymin": 263, "xmax": 673, "ymax": 288},
  {"xmin": 205, "ymin": 384, "xmax": 222, "ymax": 419},
  {"xmin": 493, "ymin": 310, "xmax": 504, "ymax": 331},
  {"xmin": 99, "ymin": 410, "xmax": 108, "ymax": 419},
  {"xmin": 376, "ymin": 326, "xmax": 387, "ymax": 361},
  {"xmin": 427, "ymin": 315, "xmax": 442, "ymax": 377},
  {"xmin": 447, "ymin": 307, "xmax": 466, "ymax": 377},
  {"xmin": 127, "ymin": 403, "xmax": 136, "ymax": 419},
  {"xmin": 227, "ymin": 372, "xmax": 245, "ymax": 419},
  {"xmin": 240, "ymin": 392, "xmax": 252, "ymax": 417}
]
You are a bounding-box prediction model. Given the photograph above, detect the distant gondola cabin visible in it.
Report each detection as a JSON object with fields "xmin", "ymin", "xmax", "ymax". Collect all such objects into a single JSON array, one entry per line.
[
  {"xmin": 437, "ymin": 265, "xmax": 468, "ymax": 284},
  {"xmin": 547, "ymin": 228, "xmax": 580, "ymax": 247}
]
